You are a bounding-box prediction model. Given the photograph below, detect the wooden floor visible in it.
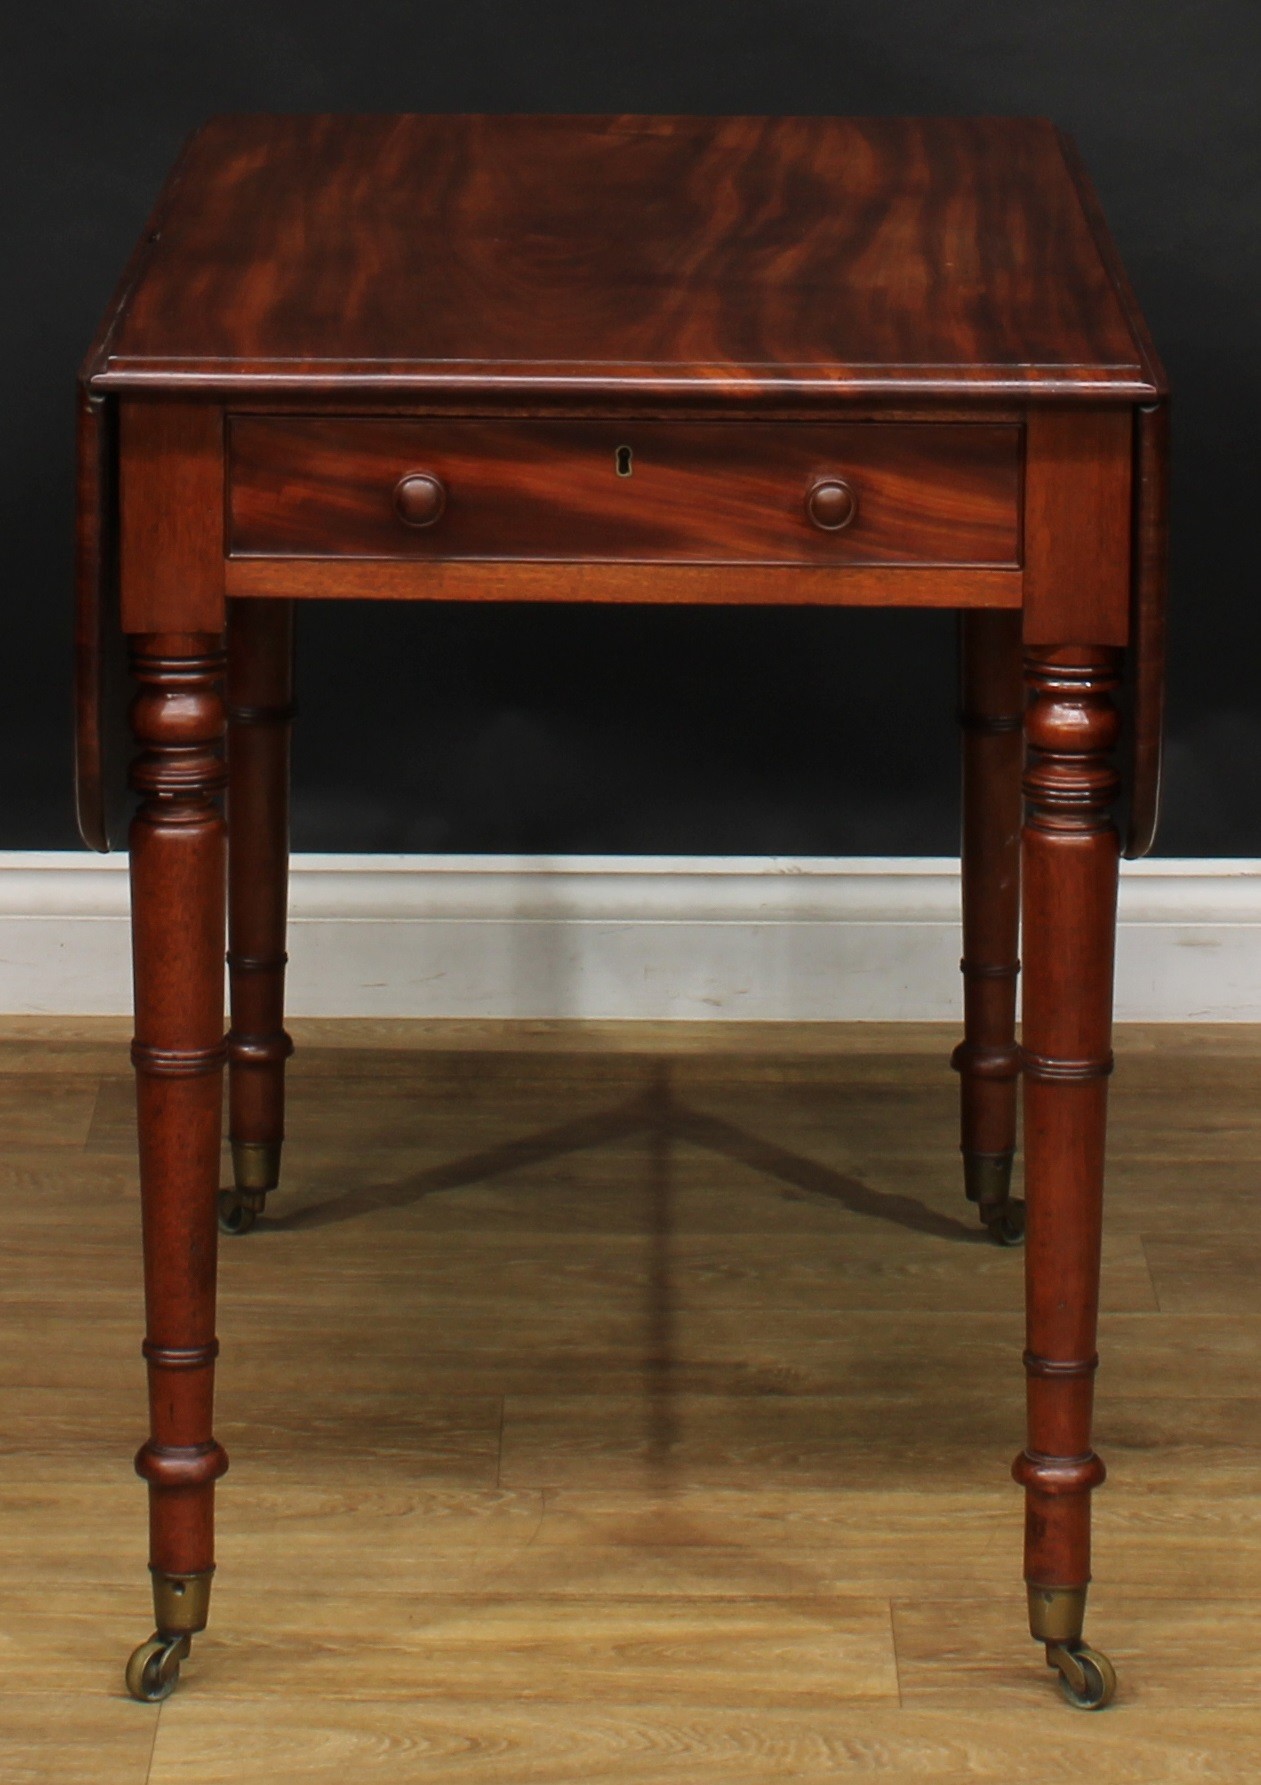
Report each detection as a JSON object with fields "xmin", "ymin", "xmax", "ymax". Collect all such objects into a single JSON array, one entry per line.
[{"xmin": 4, "ymin": 1018, "xmax": 1261, "ymax": 1782}]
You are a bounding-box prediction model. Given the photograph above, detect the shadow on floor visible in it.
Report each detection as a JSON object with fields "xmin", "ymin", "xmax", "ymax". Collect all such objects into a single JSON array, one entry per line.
[{"xmin": 269, "ymin": 1059, "xmax": 983, "ymax": 1245}]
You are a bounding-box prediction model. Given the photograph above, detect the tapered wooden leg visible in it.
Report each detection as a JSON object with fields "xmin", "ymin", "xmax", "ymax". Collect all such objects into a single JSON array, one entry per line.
[
  {"xmin": 125, "ymin": 633, "xmax": 230, "ymax": 1703},
  {"xmin": 952, "ymin": 611, "xmax": 1024, "ymax": 1244},
  {"xmin": 1013, "ymin": 645, "xmax": 1121, "ymax": 1711},
  {"xmin": 221, "ymin": 599, "xmax": 294, "ymax": 1237}
]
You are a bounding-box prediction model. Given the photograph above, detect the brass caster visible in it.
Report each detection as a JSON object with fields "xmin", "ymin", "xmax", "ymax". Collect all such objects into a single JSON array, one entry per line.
[
  {"xmin": 231, "ymin": 1138, "xmax": 281, "ymax": 1193},
  {"xmin": 962, "ymin": 1150, "xmax": 1013, "ymax": 1208},
  {"xmin": 1048, "ymin": 1640, "xmax": 1117, "ymax": 1711},
  {"xmin": 982, "ymin": 1197, "xmax": 1026, "ymax": 1247},
  {"xmin": 125, "ymin": 1632, "xmax": 190, "ymax": 1703},
  {"xmin": 217, "ymin": 1188, "xmax": 264, "ymax": 1236}
]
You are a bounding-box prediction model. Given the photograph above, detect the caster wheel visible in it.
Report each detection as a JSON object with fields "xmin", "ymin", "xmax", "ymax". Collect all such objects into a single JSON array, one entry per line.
[
  {"xmin": 125, "ymin": 1632, "xmax": 189, "ymax": 1703},
  {"xmin": 218, "ymin": 1189, "xmax": 257, "ymax": 1236},
  {"xmin": 983, "ymin": 1198, "xmax": 1025, "ymax": 1247},
  {"xmin": 1050, "ymin": 1642, "xmax": 1117, "ymax": 1710}
]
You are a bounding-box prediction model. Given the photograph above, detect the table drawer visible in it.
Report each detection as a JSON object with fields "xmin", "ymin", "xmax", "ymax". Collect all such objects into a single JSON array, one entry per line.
[{"xmin": 227, "ymin": 418, "xmax": 1022, "ymax": 567}]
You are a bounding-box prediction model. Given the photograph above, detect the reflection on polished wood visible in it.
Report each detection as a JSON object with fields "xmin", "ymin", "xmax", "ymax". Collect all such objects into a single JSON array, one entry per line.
[{"xmin": 4, "ymin": 1018, "xmax": 1261, "ymax": 1780}]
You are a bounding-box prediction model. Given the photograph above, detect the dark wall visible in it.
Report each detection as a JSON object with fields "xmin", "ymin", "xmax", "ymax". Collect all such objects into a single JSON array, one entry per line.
[{"xmin": 5, "ymin": 3, "xmax": 1257, "ymax": 854}]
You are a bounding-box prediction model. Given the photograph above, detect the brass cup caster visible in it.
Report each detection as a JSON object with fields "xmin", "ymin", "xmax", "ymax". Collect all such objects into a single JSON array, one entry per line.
[
  {"xmin": 981, "ymin": 1197, "xmax": 1026, "ymax": 1247},
  {"xmin": 220, "ymin": 1140, "xmax": 282, "ymax": 1234},
  {"xmin": 963, "ymin": 1153, "xmax": 1024, "ymax": 1246},
  {"xmin": 217, "ymin": 1187, "xmax": 266, "ymax": 1236},
  {"xmin": 125, "ymin": 1631, "xmax": 191, "ymax": 1703},
  {"xmin": 1047, "ymin": 1640, "xmax": 1117, "ymax": 1710},
  {"xmin": 127, "ymin": 1567, "xmax": 212, "ymax": 1699}
]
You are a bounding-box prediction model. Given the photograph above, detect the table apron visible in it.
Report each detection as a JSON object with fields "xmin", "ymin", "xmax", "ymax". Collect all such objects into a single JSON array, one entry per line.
[
  {"xmin": 114, "ymin": 400, "xmax": 1131, "ymax": 643},
  {"xmin": 222, "ymin": 558, "xmax": 1023, "ymax": 607}
]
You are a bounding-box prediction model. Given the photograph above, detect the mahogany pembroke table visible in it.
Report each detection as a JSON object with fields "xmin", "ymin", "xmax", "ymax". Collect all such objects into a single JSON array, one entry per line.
[{"xmin": 74, "ymin": 114, "xmax": 1168, "ymax": 1709}]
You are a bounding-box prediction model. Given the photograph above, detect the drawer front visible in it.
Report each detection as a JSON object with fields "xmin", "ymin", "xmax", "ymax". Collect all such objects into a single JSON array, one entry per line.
[{"xmin": 228, "ymin": 418, "xmax": 1022, "ymax": 567}]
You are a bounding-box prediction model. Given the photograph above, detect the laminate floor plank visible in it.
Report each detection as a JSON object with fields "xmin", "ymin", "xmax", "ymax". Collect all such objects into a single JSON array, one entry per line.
[
  {"xmin": 497, "ymin": 1389, "xmax": 1261, "ymax": 1494},
  {"xmin": 14, "ymin": 1305, "xmax": 1260, "ymax": 1400},
  {"xmin": 11, "ymin": 1475, "xmax": 1261, "ymax": 1601},
  {"xmin": 0, "ymin": 1697, "xmax": 157, "ymax": 1785},
  {"xmin": 207, "ymin": 1232, "xmax": 1159, "ymax": 1317},
  {"xmin": 145, "ymin": 1701, "xmax": 1261, "ymax": 1785},
  {"xmin": 0, "ymin": 1582, "xmax": 179, "ymax": 1700},
  {"xmin": 4, "ymin": 1019, "xmax": 1260, "ymax": 1782},
  {"xmin": 127, "ymin": 1587, "xmax": 901, "ymax": 1707},
  {"xmin": 0, "ymin": 1386, "xmax": 504, "ymax": 1477},
  {"xmin": 0, "ymin": 1074, "xmax": 101, "ymax": 1148}
]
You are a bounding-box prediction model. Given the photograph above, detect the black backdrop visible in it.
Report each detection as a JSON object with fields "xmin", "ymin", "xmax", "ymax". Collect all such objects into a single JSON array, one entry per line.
[{"xmin": 5, "ymin": 3, "xmax": 1258, "ymax": 854}]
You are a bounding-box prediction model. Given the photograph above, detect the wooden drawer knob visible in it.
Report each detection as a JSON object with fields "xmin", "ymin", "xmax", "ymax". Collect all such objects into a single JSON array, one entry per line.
[
  {"xmin": 807, "ymin": 478, "xmax": 857, "ymax": 531},
  {"xmin": 394, "ymin": 472, "xmax": 446, "ymax": 528}
]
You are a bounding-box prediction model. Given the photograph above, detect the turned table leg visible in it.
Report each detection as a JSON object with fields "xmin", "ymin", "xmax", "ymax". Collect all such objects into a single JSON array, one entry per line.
[
  {"xmin": 221, "ymin": 599, "xmax": 295, "ymax": 1237},
  {"xmin": 952, "ymin": 611, "xmax": 1024, "ymax": 1244},
  {"xmin": 124, "ymin": 633, "xmax": 230, "ymax": 1702},
  {"xmin": 1013, "ymin": 646, "xmax": 1121, "ymax": 1710}
]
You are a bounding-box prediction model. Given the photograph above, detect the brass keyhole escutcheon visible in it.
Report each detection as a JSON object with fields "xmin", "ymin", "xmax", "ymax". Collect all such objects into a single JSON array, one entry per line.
[{"xmin": 615, "ymin": 445, "xmax": 633, "ymax": 477}]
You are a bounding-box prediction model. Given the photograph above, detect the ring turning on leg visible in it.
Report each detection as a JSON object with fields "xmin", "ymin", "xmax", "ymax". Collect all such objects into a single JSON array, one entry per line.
[
  {"xmin": 224, "ymin": 599, "xmax": 294, "ymax": 1235},
  {"xmin": 954, "ymin": 611, "xmax": 1025, "ymax": 1244},
  {"xmin": 126, "ymin": 636, "xmax": 231, "ymax": 1701},
  {"xmin": 1015, "ymin": 646, "xmax": 1122, "ymax": 1708}
]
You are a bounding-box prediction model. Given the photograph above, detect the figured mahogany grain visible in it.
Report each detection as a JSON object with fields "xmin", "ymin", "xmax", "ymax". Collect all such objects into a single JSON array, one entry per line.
[
  {"xmin": 1022, "ymin": 407, "xmax": 1133, "ymax": 647},
  {"xmin": 82, "ymin": 115, "xmax": 1162, "ymax": 405},
  {"xmin": 75, "ymin": 115, "xmax": 1170, "ymax": 855},
  {"xmin": 224, "ymin": 557, "xmax": 1023, "ymax": 610},
  {"xmin": 228, "ymin": 418, "xmax": 1022, "ymax": 567},
  {"xmin": 118, "ymin": 402, "xmax": 225, "ymax": 634}
]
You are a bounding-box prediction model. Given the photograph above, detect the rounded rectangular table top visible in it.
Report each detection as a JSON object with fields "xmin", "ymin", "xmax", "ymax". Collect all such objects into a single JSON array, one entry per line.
[
  {"xmin": 75, "ymin": 116, "xmax": 1169, "ymax": 862},
  {"xmin": 82, "ymin": 113, "xmax": 1164, "ymax": 405}
]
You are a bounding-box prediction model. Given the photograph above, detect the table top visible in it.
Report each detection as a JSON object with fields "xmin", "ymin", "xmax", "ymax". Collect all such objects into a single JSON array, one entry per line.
[{"xmin": 83, "ymin": 113, "xmax": 1164, "ymax": 405}]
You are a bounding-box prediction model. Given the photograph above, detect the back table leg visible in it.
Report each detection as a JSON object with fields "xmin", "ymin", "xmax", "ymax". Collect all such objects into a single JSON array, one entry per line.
[
  {"xmin": 125, "ymin": 633, "xmax": 230, "ymax": 1702},
  {"xmin": 952, "ymin": 610, "xmax": 1025, "ymax": 1244},
  {"xmin": 220, "ymin": 598, "xmax": 294, "ymax": 1237},
  {"xmin": 1014, "ymin": 645, "xmax": 1121, "ymax": 1710}
]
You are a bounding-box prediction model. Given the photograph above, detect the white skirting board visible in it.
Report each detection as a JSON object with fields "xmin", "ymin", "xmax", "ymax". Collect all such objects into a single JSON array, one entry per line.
[{"xmin": 1, "ymin": 851, "xmax": 1260, "ymax": 1021}]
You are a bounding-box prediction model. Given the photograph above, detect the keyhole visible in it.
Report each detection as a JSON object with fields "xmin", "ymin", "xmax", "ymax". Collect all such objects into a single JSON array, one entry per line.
[{"xmin": 615, "ymin": 445, "xmax": 633, "ymax": 477}]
